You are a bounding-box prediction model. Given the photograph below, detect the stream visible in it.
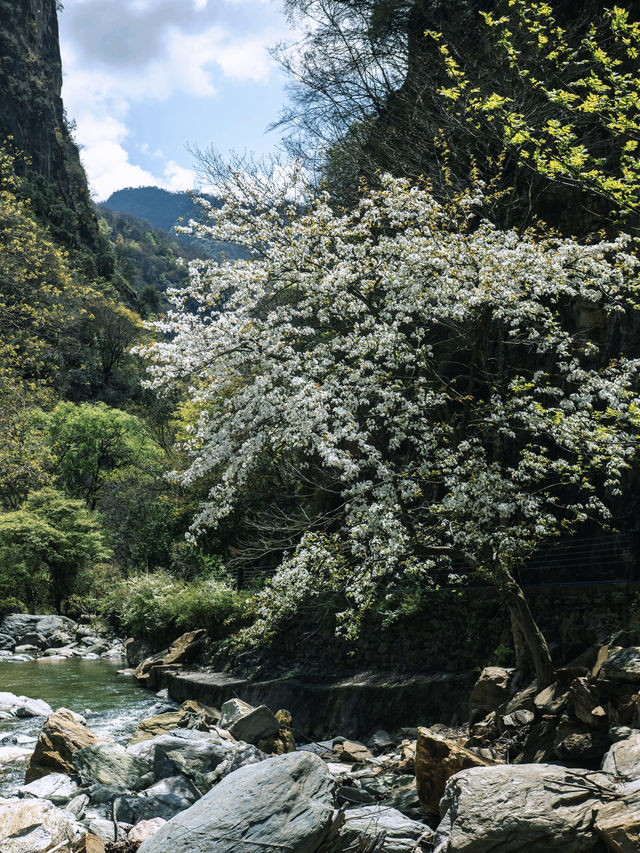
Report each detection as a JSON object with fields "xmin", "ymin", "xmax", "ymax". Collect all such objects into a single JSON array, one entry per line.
[{"xmin": 0, "ymin": 657, "xmax": 161, "ymax": 797}]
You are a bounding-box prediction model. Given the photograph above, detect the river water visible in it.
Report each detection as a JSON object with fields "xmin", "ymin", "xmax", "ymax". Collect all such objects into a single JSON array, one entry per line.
[{"xmin": 0, "ymin": 657, "xmax": 161, "ymax": 797}]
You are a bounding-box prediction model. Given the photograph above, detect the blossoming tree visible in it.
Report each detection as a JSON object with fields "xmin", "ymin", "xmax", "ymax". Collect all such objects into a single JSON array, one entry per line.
[{"xmin": 141, "ymin": 176, "xmax": 640, "ymax": 687}]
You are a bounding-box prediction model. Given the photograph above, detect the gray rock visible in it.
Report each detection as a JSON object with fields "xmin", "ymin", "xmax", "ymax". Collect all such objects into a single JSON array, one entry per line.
[
  {"xmin": 14, "ymin": 644, "xmax": 39, "ymax": 654},
  {"xmin": 609, "ymin": 726, "xmax": 634, "ymax": 743},
  {"xmin": 602, "ymin": 733, "xmax": 640, "ymax": 781},
  {"xmin": 20, "ymin": 632, "xmax": 47, "ymax": 649},
  {"xmin": 89, "ymin": 817, "xmax": 132, "ymax": 843},
  {"xmin": 4, "ymin": 653, "xmax": 34, "ymax": 662},
  {"xmin": 73, "ymin": 742, "xmax": 153, "ymax": 790},
  {"xmin": 0, "ymin": 633, "xmax": 15, "ymax": 650},
  {"xmin": 600, "ymin": 647, "xmax": 640, "ymax": 682},
  {"xmin": 66, "ymin": 793, "xmax": 89, "ymax": 819},
  {"xmin": 0, "ymin": 692, "xmax": 52, "ymax": 718},
  {"xmin": 125, "ymin": 637, "xmax": 154, "ymax": 667},
  {"xmin": 138, "ymin": 751, "xmax": 335, "ymax": 853},
  {"xmin": 115, "ymin": 775, "xmax": 201, "ymax": 823},
  {"xmin": 0, "ymin": 796, "xmax": 77, "ymax": 852},
  {"xmin": 329, "ymin": 805, "xmax": 433, "ymax": 853},
  {"xmin": 367, "ymin": 730, "xmax": 395, "ymax": 752},
  {"xmin": 129, "ymin": 728, "xmax": 264, "ymax": 792},
  {"xmin": 19, "ymin": 772, "xmax": 81, "ymax": 805},
  {"xmin": 433, "ymin": 764, "xmax": 616, "ymax": 852},
  {"xmin": 219, "ymin": 698, "xmax": 280, "ymax": 744}
]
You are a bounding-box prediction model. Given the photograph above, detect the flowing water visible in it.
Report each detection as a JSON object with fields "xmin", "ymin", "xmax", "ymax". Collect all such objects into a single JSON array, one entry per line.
[{"xmin": 0, "ymin": 657, "xmax": 161, "ymax": 796}]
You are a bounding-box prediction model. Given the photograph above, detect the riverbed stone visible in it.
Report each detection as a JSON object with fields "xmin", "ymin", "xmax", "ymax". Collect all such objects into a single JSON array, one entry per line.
[
  {"xmin": 432, "ymin": 764, "xmax": 616, "ymax": 852},
  {"xmin": 21, "ymin": 631, "xmax": 47, "ymax": 649},
  {"xmin": 137, "ymin": 751, "xmax": 335, "ymax": 853},
  {"xmin": 468, "ymin": 667, "xmax": 514, "ymax": 722},
  {"xmin": 415, "ymin": 727, "xmax": 494, "ymax": 814},
  {"xmin": 73, "ymin": 742, "xmax": 152, "ymax": 790},
  {"xmin": 594, "ymin": 790, "xmax": 640, "ymax": 852},
  {"xmin": 129, "ymin": 817, "xmax": 167, "ymax": 844},
  {"xmin": 0, "ymin": 796, "xmax": 76, "ymax": 852},
  {"xmin": 115, "ymin": 774, "xmax": 201, "ymax": 823},
  {"xmin": 218, "ymin": 698, "xmax": 280, "ymax": 744},
  {"xmin": 26, "ymin": 708, "xmax": 105, "ymax": 782},
  {"xmin": 0, "ymin": 691, "xmax": 53, "ymax": 718},
  {"xmin": 66, "ymin": 793, "xmax": 90, "ymax": 819},
  {"xmin": 0, "ymin": 745, "xmax": 33, "ymax": 764},
  {"xmin": 329, "ymin": 805, "xmax": 433, "ymax": 853},
  {"xmin": 0, "ymin": 632, "xmax": 15, "ymax": 650},
  {"xmin": 602, "ymin": 732, "xmax": 640, "ymax": 781},
  {"xmin": 19, "ymin": 771, "xmax": 81, "ymax": 805}
]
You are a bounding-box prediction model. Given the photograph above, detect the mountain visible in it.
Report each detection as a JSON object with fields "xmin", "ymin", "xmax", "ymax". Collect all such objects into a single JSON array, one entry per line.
[
  {"xmin": 0, "ymin": 0, "xmax": 98, "ymax": 250},
  {"xmin": 103, "ymin": 187, "xmax": 247, "ymax": 262}
]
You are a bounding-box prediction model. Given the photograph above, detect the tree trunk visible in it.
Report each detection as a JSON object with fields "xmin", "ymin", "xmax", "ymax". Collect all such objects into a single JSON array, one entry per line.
[{"xmin": 498, "ymin": 567, "xmax": 555, "ymax": 689}]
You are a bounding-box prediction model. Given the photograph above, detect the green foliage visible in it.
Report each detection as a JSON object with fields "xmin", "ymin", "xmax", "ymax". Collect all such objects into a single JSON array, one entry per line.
[
  {"xmin": 0, "ymin": 488, "xmax": 111, "ymax": 613},
  {"xmin": 101, "ymin": 569, "xmax": 246, "ymax": 645},
  {"xmin": 429, "ymin": 1, "xmax": 640, "ymax": 224}
]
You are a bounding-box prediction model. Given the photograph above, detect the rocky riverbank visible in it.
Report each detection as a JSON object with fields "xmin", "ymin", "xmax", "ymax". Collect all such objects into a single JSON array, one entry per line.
[
  {"xmin": 0, "ymin": 613, "xmax": 125, "ymax": 662},
  {"xmin": 3, "ymin": 620, "xmax": 640, "ymax": 851}
]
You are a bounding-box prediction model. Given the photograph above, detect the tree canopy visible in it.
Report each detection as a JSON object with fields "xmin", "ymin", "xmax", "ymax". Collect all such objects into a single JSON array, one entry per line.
[{"xmin": 141, "ymin": 176, "xmax": 640, "ymax": 685}]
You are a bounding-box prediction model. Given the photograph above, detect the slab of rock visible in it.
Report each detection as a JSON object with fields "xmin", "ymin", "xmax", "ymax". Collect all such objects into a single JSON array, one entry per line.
[
  {"xmin": 19, "ymin": 771, "xmax": 80, "ymax": 805},
  {"xmin": 594, "ymin": 791, "xmax": 640, "ymax": 852},
  {"xmin": 0, "ymin": 796, "xmax": 76, "ymax": 852},
  {"xmin": 600, "ymin": 648, "xmax": 640, "ymax": 683},
  {"xmin": 468, "ymin": 667, "xmax": 514, "ymax": 722},
  {"xmin": 602, "ymin": 732, "xmax": 640, "ymax": 781},
  {"xmin": 0, "ymin": 632, "xmax": 15, "ymax": 650},
  {"xmin": 137, "ymin": 751, "xmax": 335, "ymax": 853},
  {"xmin": 218, "ymin": 698, "xmax": 279, "ymax": 744},
  {"xmin": 134, "ymin": 630, "xmax": 207, "ymax": 686},
  {"xmin": 129, "ymin": 818, "xmax": 167, "ymax": 844},
  {"xmin": 433, "ymin": 764, "xmax": 616, "ymax": 852},
  {"xmin": 128, "ymin": 700, "xmax": 219, "ymax": 745},
  {"xmin": 73, "ymin": 742, "xmax": 152, "ymax": 790},
  {"xmin": 415, "ymin": 727, "xmax": 494, "ymax": 815},
  {"xmin": 533, "ymin": 682, "xmax": 569, "ymax": 716},
  {"xmin": 0, "ymin": 745, "xmax": 33, "ymax": 764},
  {"xmin": 329, "ymin": 805, "xmax": 433, "ymax": 853},
  {"xmin": 26, "ymin": 708, "xmax": 105, "ymax": 782},
  {"xmin": 72, "ymin": 834, "xmax": 105, "ymax": 853}
]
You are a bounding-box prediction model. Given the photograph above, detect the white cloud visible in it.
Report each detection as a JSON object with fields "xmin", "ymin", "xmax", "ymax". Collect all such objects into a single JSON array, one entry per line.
[{"xmin": 59, "ymin": 0, "xmax": 288, "ymax": 199}]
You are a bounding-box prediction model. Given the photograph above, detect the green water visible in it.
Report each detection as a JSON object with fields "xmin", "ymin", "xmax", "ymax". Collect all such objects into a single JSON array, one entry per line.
[{"xmin": 0, "ymin": 658, "xmax": 160, "ymax": 796}]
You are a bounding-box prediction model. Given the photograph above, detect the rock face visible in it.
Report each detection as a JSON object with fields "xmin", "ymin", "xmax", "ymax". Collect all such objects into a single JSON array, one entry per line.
[
  {"xmin": 594, "ymin": 791, "xmax": 640, "ymax": 852},
  {"xmin": 26, "ymin": 707, "xmax": 105, "ymax": 782},
  {"xmin": 433, "ymin": 764, "xmax": 616, "ymax": 852},
  {"xmin": 415, "ymin": 727, "xmax": 493, "ymax": 814},
  {"xmin": 0, "ymin": 796, "xmax": 76, "ymax": 852},
  {"xmin": 137, "ymin": 751, "xmax": 335, "ymax": 853},
  {"xmin": 0, "ymin": 1, "xmax": 99, "ymax": 247}
]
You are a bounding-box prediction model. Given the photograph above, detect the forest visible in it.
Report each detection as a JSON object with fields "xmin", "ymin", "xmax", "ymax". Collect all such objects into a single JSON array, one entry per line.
[{"xmin": 3, "ymin": 0, "xmax": 640, "ymax": 688}]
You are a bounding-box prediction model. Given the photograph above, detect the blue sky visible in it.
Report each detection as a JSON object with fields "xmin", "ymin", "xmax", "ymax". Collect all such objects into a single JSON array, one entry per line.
[{"xmin": 58, "ymin": 0, "xmax": 291, "ymax": 200}]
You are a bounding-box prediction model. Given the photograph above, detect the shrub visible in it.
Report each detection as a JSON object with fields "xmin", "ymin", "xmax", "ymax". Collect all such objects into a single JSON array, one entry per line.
[{"xmin": 100, "ymin": 569, "xmax": 247, "ymax": 646}]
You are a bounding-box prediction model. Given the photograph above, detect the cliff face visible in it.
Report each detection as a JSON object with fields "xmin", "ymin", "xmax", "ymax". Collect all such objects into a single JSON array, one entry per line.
[{"xmin": 0, "ymin": 0, "xmax": 98, "ymax": 248}]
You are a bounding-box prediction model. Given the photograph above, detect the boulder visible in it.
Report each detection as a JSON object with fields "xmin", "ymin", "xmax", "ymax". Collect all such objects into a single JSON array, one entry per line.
[
  {"xmin": 21, "ymin": 631, "xmax": 47, "ymax": 649},
  {"xmin": 218, "ymin": 698, "xmax": 280, "ymax": 744},
  {"xmin": 137, "ymin": 751, "xmax": 335, "ymax": 853},
  {"xmin": 134, "ymin": 630, "xmax": 207, "ymax": 686},
  {"xmin": 131, "ymin": 728, "xmax": 264, "ymax": 792},
  {"xmin": 433, "ymin": 764, "xmax": 616, "ymax": 852},
  {"xmin": 0, "ymin": 691, "xmax": 52, "ymax": 718},
  {"xmin": 328, "ymin": 805, "xmax": 433, "ymax": 853},
  {"xmin": 0, "ymin": 746, "xmax": 33, "ymax": 764},
  {"xmin": 600, "ymin": 648, "xmax": 640, "ymax": 683},
  {"xmin": 368, "ymin": 730, "xmax": 395, "ymax": 752},
  {"xmin": 128, "ymin": 700, "xmax": 219, "ymax": 745},
  {"xmin": 26, "ymin": 708, "xmax": 105, "ymax": 782},
  {"xmin": 129, "ymin": 818, "xmax": 167, "ymax": 844},
  {"xmin": 0, "ymin": 632, "xmax": 15, "ymax": 650},
  {"xmin": 415, "ymin": 727, "xmax": 494, "ymax": 815},
  {"xmin": 468, "ymin": 667, "xmax": 514, "ymax": 722},
  {"xmin": 72, "ymin": 834, "xmax": 105, "ymax": 853},
  {"xmin": 0, "ymin": 796, "xmax": 76, "ymax": 852},
  {"xmin": 533, "ymin": 682, "xmax": 569, "ymax": 716},
  {"xmin": 73, "ymin": 742, "xmax": 152, "ymax": 790},
  {"xmin": 594, "ymin": 790, "xmax": 640, "ymax": 852},
  {"xmin": 570, "ymin": 677, "xmax": 606, "ymax": 727},
  {"xmin": 602, "ymin": 732, "xmax": 640, "ymax": 781},
  {"xmin": 88, "ymin": 818, "xmax": 132, "ymax": 844},
  {"xmin": 66, "ymin": 793, "xmax": 89, "ymax": 819},
  {"xmin": 124, "ymin": 637, "xmax": 153, "ymax": 668},
  {"xmin": 257, "ymin": 708, "xmax": 296, "ymax": 755},
  {"xmin": 19, "ymin": 772, "xmax": 81, "ymax": 805},
  {"xmin": 114, "ymin": 774, "xmax": 201, "ymax": 823},
  {"xmin": 334, "ymin": 739, "xmax": 374, "ymax": 763}
]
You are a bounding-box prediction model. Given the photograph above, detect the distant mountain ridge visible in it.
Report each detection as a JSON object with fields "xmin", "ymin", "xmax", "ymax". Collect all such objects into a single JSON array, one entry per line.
[{"xmin": 102, "ymin": 186, "xmax": 246, "ymax": 261}]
